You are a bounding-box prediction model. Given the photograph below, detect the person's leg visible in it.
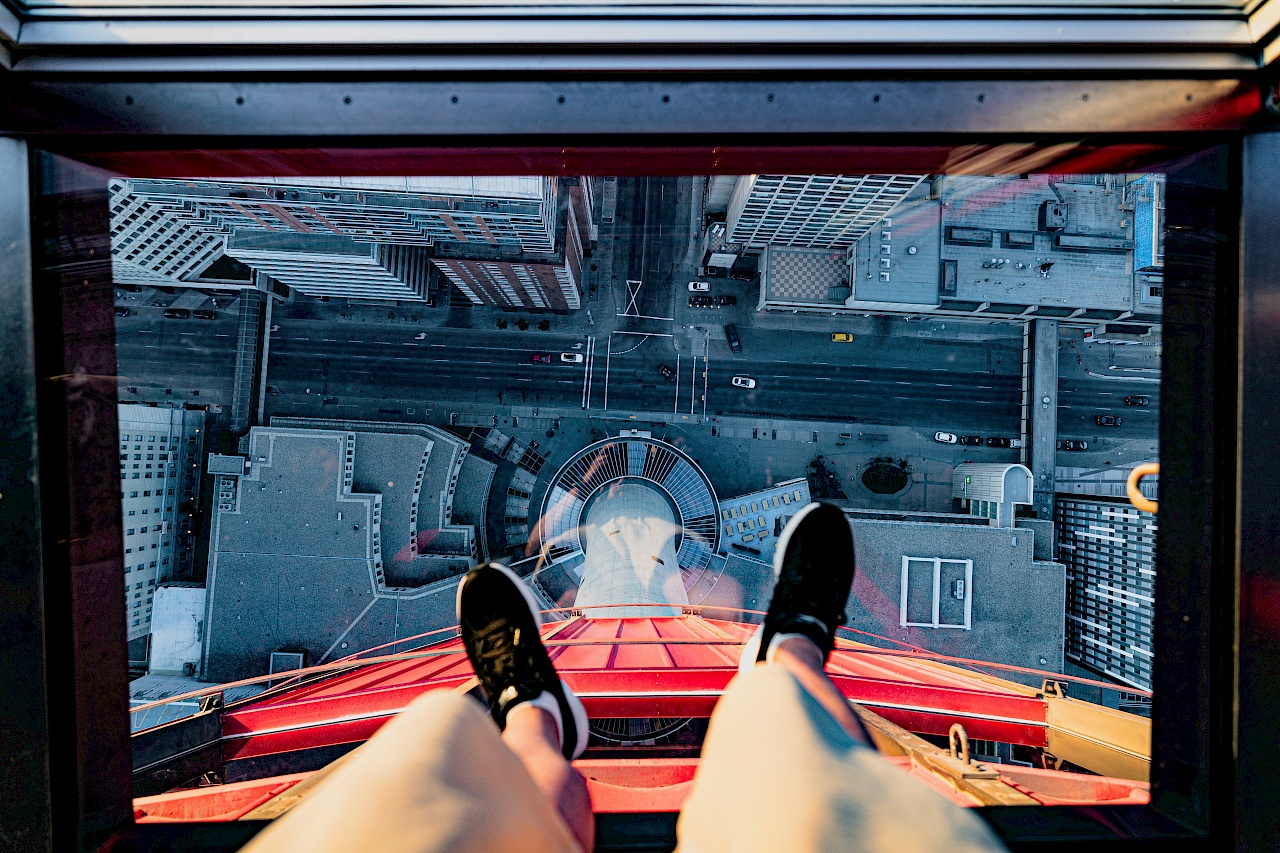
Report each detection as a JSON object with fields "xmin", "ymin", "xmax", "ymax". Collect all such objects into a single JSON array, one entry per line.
[
  {"xmin": 241, "ymin": 690, "xmax": 582, "ymax": 853},
  {"xmin": 677, "ymin": 502, "xmax": 1006, "ymax": 853},
  {"xmin": 769, "ymin": 635, "xmax": 869, "ymax": 744},
  {"xmin": 457, "ymin": 562, "xmax": 594, "ymax": 851},
  {"xmin": 503, "ymin": 703, "xmax": 595, "ymax": 851}
]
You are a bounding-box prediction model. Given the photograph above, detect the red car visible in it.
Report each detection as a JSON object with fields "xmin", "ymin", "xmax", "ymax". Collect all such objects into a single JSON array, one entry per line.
[{"xmin": 531, "ymin": 353, "xmax": 552, "ymax": 364}]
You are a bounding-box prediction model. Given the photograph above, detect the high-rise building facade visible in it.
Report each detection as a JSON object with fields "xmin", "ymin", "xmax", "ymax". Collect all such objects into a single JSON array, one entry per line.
[
  {"xmin": 726, "ymin": 174, "xmax": 926, "ymax": 249},
  {"xmin": 110, "ymin": 176, "xmax": 583, "ymax": 310},
  {"xmin": 226, "ymin": 232, "xmax": 434, "ymax": 302},
  {"xmin": 1054, "ymin": 495, "xmax": 1156, "ymax": 690},
  {"xmin": 110, "ymin": 180, "xmax": 227, "ymax": 286},
  {"xmin": 118, "ymin": 404, "xmax": 206, "ymax": 645}
]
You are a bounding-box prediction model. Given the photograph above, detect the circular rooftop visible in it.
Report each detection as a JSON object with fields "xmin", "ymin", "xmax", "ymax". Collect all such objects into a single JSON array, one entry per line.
[{"xmin": 538, "ymin": 436, "xmax": 720, "ymax": 586}]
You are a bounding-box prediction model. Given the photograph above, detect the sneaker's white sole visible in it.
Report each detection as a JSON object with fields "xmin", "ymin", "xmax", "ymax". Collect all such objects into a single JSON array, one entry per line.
[{"xmin": 455, "ymin": 561, "xmax": 544, "ymax": 629}]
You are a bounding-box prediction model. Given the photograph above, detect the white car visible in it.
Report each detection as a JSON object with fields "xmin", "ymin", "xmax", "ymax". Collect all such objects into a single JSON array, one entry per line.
[
  {"xmin": 731, "ymin": 376, "xmax": 757, "ymax": 389},
  {"xmin": 561, "ymin": 353, "xmax": 585, "ymax": 363},
  {"xmin": 688, "ymin": 281, "xmax": 711, "ymax": 292},
  {"xmin": 933, "ymin": 431, "xmax": 958, "ymax": 444},
  {"xmin": 415, "ymin": 332, "xmax": 428, "ymax": 340}
]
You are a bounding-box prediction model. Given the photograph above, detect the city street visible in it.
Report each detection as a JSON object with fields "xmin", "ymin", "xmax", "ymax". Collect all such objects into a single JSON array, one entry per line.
[
  {"xmin": 114, "ymin": 307, "xmax": 239, "ymax": 403},
  {"xmin": 254, "ymin": 318, "xmax": 1024, "ymax": 434}
]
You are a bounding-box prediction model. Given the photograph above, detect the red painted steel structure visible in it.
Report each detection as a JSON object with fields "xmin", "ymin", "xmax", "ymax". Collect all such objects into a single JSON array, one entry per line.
[
  {"xmin": 219, "ymin": 616, "xmax": 1048, "ymax": 767},
  {"xmin": 133, "ymin": 615, "xmax": 1155, "ymax": 822}
]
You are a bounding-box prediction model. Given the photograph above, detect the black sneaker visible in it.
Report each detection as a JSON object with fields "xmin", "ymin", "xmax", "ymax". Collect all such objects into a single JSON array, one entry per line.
[
  {"xmin": 456, "ymin": 562, "xmax": 586, "ymax": 760},
  {"xmin": 754, "ymin": 501, "xmax": 855, "ymax": 664}
]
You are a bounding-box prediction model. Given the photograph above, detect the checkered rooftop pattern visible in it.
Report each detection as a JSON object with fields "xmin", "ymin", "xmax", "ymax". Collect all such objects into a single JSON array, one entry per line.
[{"xmin": 763, "ymin": 246, "xmax": 850, "ymax": 304}]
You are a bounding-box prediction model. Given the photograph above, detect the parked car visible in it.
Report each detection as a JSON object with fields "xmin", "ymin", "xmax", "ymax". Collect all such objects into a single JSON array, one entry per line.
[
  {"xmin": 1096, "ymin": 414, "xmax": 1123, "ymax": 426},
  {"xmin": 1125, "ymin": 395, "xmax": 1150, "ymax": 406},
  {"xmin": 724, "ymin": 324, "xmax": 743, "ymax": 354},
  {"xmin": 688, "ymin": 281, "xmax": 711, "ymax": 292},
  {"xmin": 731, "ymin": 376, "xmax": 757, "ymax": 389},
  {"xmin": 531, "ymin": 353, "xmax": 552, "ymax": 364},
  {"xmin": 192, "ymin": 309, "xmax": 218, "ymax": 320},
  {"xmin": 716, "ymin": 294, "xmax": 737, "ymax": 306},
  {"xmin": 831, "ymin": 332, "xmax": 854, "ymax": 343},
  {"xmin": 933, "ymin": 432, "xmax": 958, "ymax": 444},
  {"xmin": 162, "ymin": 308, "xmax": 190, "ymax": 319},
  {"xmin": 114, "ymin": 306, "xmax": 131, "ymax": 317},
  {"xmin": 1062, "ymin": 439, "xmax": 1089, "ymax": 451},
  {"xmin": 958, "ymin": 435, "xmax": 983, "ymax": 446},
  {"xmin": 986, "ymin": 436, "xmax": 1011, "ymax": 448},
  {"xmin": 657, "ymin": 364, "xmax": 676, "ymax": 383},
  {"xmin": 561, "ymin": 353, "xmax": 584, "ymax": 363},
  {"xmin": 689, "ymin": 295, "xmax": 716, "ymax": 308},
  {"xmin": 729, "ymin": 268, "xmax": 756, "ymax": 281}
]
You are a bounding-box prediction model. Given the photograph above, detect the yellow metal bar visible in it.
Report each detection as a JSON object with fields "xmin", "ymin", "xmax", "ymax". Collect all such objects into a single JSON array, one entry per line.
[
  {"xmin": 1126, "ymin": 463, "xmax": 1159, "ymax": 514},
  {"xmin": 1042, "ymin": 691, "xmax": 1151, "ymax": 782}
]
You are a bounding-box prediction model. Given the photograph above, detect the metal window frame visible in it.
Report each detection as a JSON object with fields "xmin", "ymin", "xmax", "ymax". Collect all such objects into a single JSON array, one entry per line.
[
  {"xmin": 901, "ymin": 556, "xmax": 974, "ymax": 630},
  {"xmin": 0, "ymin": 73, "xmax": 1265, "ymax": 853}
]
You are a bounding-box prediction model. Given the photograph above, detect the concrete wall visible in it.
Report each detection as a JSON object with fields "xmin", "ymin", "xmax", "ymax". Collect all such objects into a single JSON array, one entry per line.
[{"xmin": 846, "ymin": 519, "xmax": 1065, "ymax": 685}]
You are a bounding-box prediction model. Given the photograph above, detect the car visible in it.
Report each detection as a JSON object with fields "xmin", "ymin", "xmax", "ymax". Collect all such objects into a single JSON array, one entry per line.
[
  {"xmin": 958, "ymin": 435, "xmax": 983, "ymax": 446},
  {"xmin": 657, "ymin": 364, "xmax": 676, "ymax": 382},
  {"xmin": 1062, "ymin": 439, "xmax": 1089, "ymax": 451},
  {"xmin": 731, "ymin": 376, "xmax": 756, "ymax": 389},
  {"xmin": 561, "ymin": 353, "xmax": 584, "ymax": 363},
  {"xmin": 1096, "ymin": 415, "xmax": 1123, "ymax": 426},
  {"xmin": 270, "ymin": 324, "xmax": 280, "ymax": 332},
  {"xmin": 724, "ymin": 324, "xmax": 743, "ymax": 354},
  {"xmin": 531, "ymin": 353, "xmax": 552, "ymax": 364},
  {"xmin": 265, "ymin": 385, "xmax": 281, "ymax": 395},
  {"xmin": 933, "ymin": 431, "xmax": 958, "ymax": 444},
  {"xmin": 689, "ymin": 295, "xmax": 716, "ymax": 308},
  {"xmin": 114, "ymin": 306, "xmax": 131, "ymax": 317},
  {"xmin": 716, "ymin": 294, "xmax": 737, "ymax": 306},
  {"xmin": 192, "ymin": 309, "xmax": 217, "ymax": 320},
  {"xmin": 688, "ymin": 281, "xmax": 711, "ymax": 292},
  {"xmin": 162, "ymin": 308, "xmax": 190, "ymax": 319},
  {"xmin": 1125, "ymin": 395, "xmax": 1150, "ymax": 406},
  {"xmin": 415, "ymin": 332, "xmax": 427, "ymax": 340},
  {"xmin": 986, "ymin": 436, "xmax": 1011, "ymax": 448},
  {"xmin": 831, "ymin": 332, "xmax": 854, "ymax": 343},
  {"xmin": 729, "ymin": 268, "xmax": 756, "ymax": 281}
]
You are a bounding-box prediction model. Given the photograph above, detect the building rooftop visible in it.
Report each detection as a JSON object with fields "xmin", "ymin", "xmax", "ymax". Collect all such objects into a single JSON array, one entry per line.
[
  {"xmin": 758, "ymin": 246, "xmax": 850, "ymax": 308},
  {"xmin": 843, "ymin": 516, "xmax": 1065, "ymax": 684},
  {"xmin": 716, "ymin": 478, "xmax": 811, "ymax": 563},
  {"xmin": 216, "ymin": 175, "xmax": 548, "ymax": 200},
  {"xmin": 203, "ymin": 421, "xmax": 494, "ymax": 682}
]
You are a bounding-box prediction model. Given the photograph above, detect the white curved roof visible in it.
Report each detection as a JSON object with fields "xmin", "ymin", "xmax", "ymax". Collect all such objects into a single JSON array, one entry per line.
[{"xmin": 951, "ymin": 463, "xmax": 1034, "ymax": 505}]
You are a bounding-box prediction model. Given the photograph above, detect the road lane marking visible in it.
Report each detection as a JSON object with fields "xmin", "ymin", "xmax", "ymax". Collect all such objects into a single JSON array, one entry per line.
[{"xmin": 935, "ymin": 383, "xmax": 952, "ymax": 387}]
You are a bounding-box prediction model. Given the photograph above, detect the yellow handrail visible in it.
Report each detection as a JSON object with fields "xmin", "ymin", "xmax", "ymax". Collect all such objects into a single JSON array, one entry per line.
[{"xmin": 1126, "ymin": 463, "xmax": 1159, "ymax": 513}]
